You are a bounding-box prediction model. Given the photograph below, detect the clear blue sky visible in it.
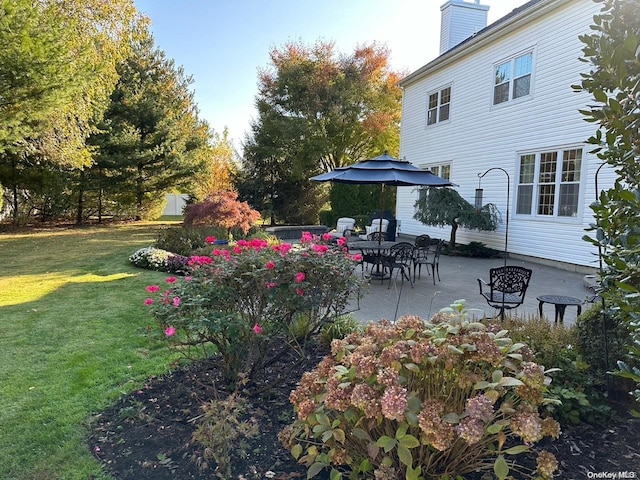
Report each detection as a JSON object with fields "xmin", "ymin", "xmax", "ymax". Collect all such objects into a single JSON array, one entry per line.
[{"xmin": 134, "ymin": 0, "xmax": 529, "ymax": 148}]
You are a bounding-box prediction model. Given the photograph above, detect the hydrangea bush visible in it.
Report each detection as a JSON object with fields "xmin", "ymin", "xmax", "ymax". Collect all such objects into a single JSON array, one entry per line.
[
  {"xmin": 280, "ymin": 314, "xmax": 561, "ymax": 480},
  {"xmin": 144, "ymin": 233, "xmax": 364, "ymax": 384}
]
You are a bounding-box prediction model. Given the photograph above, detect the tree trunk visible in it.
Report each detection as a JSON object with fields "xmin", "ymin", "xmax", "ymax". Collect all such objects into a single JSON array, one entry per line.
[
  {"xmin": 449, "ymin": 218, "xmax": 459, "ymax": 247},
  {"xmin": 76, "ymin": 169, "xmax": 85, "ymax": 225}
]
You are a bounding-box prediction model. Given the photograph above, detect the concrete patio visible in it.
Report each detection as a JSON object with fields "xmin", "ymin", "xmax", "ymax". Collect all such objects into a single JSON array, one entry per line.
[{"xmin": 346, "ymin": 238, "xmax": 598, "ymax": 326}]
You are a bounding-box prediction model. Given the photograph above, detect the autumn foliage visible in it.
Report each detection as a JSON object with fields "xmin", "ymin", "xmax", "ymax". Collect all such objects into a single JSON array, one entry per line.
[{"xmin": 183, "ymin": 191, "xmax": 261, "ymax": 234}]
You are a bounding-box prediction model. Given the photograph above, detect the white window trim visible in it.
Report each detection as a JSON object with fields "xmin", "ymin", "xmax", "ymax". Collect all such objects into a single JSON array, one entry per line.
[
  {"xmin": 416, "ymin": 163, "xmax": 452, "ymax": 199},
  {"xmin": 490, "ymin": 47, "xmax": 536, "ymax": 108},
  {"xmin": 514, "ymin": 144, "xmax": 585, "ymax": 222},
  {"xmin": 425, "ymin": 84, "xmax": 452, "ymax": 127}
]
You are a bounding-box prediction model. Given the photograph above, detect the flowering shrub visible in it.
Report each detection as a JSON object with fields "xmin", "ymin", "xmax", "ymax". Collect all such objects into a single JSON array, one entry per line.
[
  {"xmin": 129, "ymin": 246, "xmax": 173, "ymax": 271},
  {"xmin": 144, "ymin": 233, "xmax": 364, "ymax": 384},
  {"xmin": 281, "ymin": 315, "xmax": 561, "ymax": 480}
]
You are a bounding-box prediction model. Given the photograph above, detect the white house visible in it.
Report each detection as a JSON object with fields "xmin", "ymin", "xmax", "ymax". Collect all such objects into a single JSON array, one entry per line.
[{"xmin": 396, "ymin": 0, "xmax": 613, "ymax": 269}]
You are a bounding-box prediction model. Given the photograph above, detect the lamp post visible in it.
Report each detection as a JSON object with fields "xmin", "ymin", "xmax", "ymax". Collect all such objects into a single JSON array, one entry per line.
[
  {"xmin": 476, "ymin": 168, "xmax": 510, "ymax": 319},
  {"xmin": 476, "ymin": 167, "xmax": 510, "ymax": 270}
]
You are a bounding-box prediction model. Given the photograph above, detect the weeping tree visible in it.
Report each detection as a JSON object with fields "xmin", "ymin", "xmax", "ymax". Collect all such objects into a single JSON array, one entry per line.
[{"xmin": 414, "ymin": 187, "xmax": 500, "ymax": 247}]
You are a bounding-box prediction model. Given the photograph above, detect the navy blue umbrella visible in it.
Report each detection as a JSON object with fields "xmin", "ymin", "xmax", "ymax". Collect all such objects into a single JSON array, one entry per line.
[
  {"xmin": 310, "ymin": 151, "xmax": 454, "ymax": 187},
  {"xmin": 310, "ymin": 152, "xmax": 455, "ymax": 240}
]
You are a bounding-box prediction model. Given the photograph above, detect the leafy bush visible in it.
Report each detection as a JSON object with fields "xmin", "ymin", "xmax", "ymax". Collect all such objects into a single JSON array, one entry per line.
[
  {"xmin": 452, "ymin": 241, "xmax": 502, "ymax": 258},
  {"xmin": 576, "ymin": 303, "xmax": 633, "ymax": 379},
  {"xmin": 183, "ymin": 190, "xmax": 261, "ymax": 235},
  {"xmin": 144, "ymin": 233, "xmax": 364, "ymax": 385},
  {"xmin": 281, "ymin": 315, "xmax": 561, "ymax": 480},
  {"xmin": 155, "ymin": 226, "xmax": 227, "ymax": 256},
  {"xmin": 500, "ymin": 316, "xmax": 612, "ymax": 425}
]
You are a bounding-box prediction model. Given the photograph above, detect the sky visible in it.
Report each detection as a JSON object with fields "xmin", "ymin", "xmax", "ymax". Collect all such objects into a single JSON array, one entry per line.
[{"xmin": 134, "ymin": 0, "xmax": 530, "ymax": 148}]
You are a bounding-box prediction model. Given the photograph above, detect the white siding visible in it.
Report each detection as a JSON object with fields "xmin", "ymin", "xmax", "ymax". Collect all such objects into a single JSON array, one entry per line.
[{"xmin": 398, "ymin": 0, "xmax": 608, "ymax": 267}]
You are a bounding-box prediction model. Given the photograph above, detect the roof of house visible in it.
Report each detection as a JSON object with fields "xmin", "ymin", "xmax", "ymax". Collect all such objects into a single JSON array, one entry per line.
[{"xmin": 399, "ymin": 0, "xmax": 569, "ymax": 87}]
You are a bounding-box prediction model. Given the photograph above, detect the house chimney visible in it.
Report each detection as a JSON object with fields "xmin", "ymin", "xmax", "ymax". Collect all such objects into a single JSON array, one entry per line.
[{"xmin": 440, "ymin": 0, "xmax": 489, "ymax": 54}]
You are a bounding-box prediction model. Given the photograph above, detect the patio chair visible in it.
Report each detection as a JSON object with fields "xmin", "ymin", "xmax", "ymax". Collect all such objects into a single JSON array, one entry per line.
[
  {"xmin": 359, "ymin": 218, "xmax": 389, "ymax": 240},
  {"xmin": 381, "ymin": 242, "xmax": 414, "ymax": 289},
  {"xmin": 478, "ymin": 266, "xmax": 532, "ymax": 320},
  {"xmin": 412, "ymin": 234, "xmax": 431, "ymax": 281},
  {"xmin": 413, "ymin": 238, "xmax": 444, "ymax": 284},
  {"xmin": 329, "ymin": 217, "xmax": 356, "ymax": 239}
]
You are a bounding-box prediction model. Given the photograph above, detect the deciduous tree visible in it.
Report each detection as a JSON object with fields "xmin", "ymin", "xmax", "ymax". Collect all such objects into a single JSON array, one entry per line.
[{"xmin": 239, "ymin": 40, "xmax": 403, "ymax": 224}]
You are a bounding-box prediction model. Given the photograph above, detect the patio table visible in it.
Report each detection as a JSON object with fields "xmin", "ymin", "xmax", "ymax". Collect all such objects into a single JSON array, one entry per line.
[
  {"xmin": 536, "ymin": 295, "xmax": 583, "ymax": 323},
  {"xmin": 352, "ymin": 241, "xmax": 400, "ymax": 281}
]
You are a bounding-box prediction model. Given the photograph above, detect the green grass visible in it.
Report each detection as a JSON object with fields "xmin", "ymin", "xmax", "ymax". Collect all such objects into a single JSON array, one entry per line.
[{"xmin": 0, "ymin": 223, "xmax": 181, "ymax": 480}]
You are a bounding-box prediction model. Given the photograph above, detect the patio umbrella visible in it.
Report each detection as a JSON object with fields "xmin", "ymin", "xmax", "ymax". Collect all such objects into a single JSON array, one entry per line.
[{"xmin": 310, "ymin": 151, "xmax": 456, "ymax": 241}]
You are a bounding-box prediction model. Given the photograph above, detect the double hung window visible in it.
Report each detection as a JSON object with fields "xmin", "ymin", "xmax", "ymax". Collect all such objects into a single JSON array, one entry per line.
[
  {"xmin": 516, "ymin": 148, "xmax": 582, "ymax": 218},
  {"xmin": 493, "ymin": 52, "xmax": 533, "ymax": 105},
  {"xmin": 427, "ymin": 86, "xmax": 451, "ymax": 125}
]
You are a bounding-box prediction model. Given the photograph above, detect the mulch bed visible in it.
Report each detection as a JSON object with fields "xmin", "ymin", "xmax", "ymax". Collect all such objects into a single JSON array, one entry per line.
[{"xmin": 89, "ymin": 342, "xmax": 640, "ymax": 480}]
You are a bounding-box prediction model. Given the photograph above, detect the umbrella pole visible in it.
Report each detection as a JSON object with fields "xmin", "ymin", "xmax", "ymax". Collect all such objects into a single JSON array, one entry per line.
[{"xmin": 378, "ymin": 184, "xmax": 385, "ymax": 245}]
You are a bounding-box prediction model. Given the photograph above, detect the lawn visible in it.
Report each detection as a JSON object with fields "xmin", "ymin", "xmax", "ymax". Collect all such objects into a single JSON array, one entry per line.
[{"xmin": 0, "ymin": 223, "xmax": 180, "ymax": 480}]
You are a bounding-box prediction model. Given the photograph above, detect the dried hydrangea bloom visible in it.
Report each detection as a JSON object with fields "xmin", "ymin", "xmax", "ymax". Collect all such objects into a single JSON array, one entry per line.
[
  {"xmin": 395, "ymin": 315, "xmax": 426, "ymax": 331},
  {"xmin": 350, "ymin": 352, "xmax": 379, "ymax": 379},
  {"xmin": 314, "ymin": 355, "xmax": 337, "ymax": 378},
  {"xmin": 510, "ymin": 407, "xmax": 543, "ymax": 443},
  {"xmin": 465, "ymin": 394, "xmax": 494, "ymax": 422},
  {"xmin": 379, "ymin": 342, "xmax": 410, "ymax": 369},
  {"xmin": 330, "ymin": 447, "xmax": 348, "ymax": 465},
  {"xmin": 296, "ymin": 399, "xmax": 317, "ymax": 421},
  {"xmin": 376, "ymin": 366, "xmax": 399, "ymax": 387},
  {"xmin": 418, "ymin": 399, "xmax": 455, "ymax": 451},
  {"xmin": 409, "ymin": 339, "xmax": 437, "ymax": 364},
  {"xmin": 374, "ymin": 465, "xmax": 398, "ymax": 480},
  {"xmin": 474, "ymin": 333, "xmax": 503, "ymax": 365},
  {"xmin": 536, "ymin": 450, "xmax": 558, "ymax": 479},
  {"xmin": 331, "ymin": 338, "xmax": 348, "ymax": 356},
  {"xmin": 325, "ymin": 376, "xmax": 352, "ymax": 411},
  {"xmin": 381, "ymin": 385, "xmax": 407, "ymax": 421},
  {"xmin": 541, "ymin": 417, "xmax": 561, "ymax": 439},
  {"xmin": 350, "ymin": 384, "xmax": 382, "ymax": 418},
  {"xmin": 455, "ymin": 417, "xmax": 485, "ymax": 444}
]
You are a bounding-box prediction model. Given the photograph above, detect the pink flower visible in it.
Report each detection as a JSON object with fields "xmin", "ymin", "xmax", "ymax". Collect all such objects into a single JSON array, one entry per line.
[
  {"xmin": 265, "ymin": 261, "xmax": 275, "ymax": 270},
  {"xmin": 145, "ymin": 285, "xmax": 159, "ymax": 293},
  {"xmin": 144, "ymin": 298, "xmax": 154, "ymax": 306},
  {"xmin": 295, "ymin": 272, "xmax": 306, "ymax": 283},
  {"xmin": 322, "ymin": 233, "xmax": 332, "ymax": 242},
  {"xmin": 351, "ymin": 254, "xmax": 363, "ymax": 262},
  {"xmin": 205, "ymin": 236, "xmax": 216, "ymax": 244},
  {"xmin": 164, "ymin": 326, "xmax": 176, "ymax": 337},
  {"xmin": 212, "ymin": 249, "xmax": 221, "ymax": 256},
  {"xmin": 265, "ymin": 282, "xmax": 277, "ymax": 289},
  {"xmin": 253, "ymin": 324, "xmax": 262, "ymax": 335},
  {"xmin": 165, "ymin": 277, "xmax": 176, "ymax": 284},
  {"xmin": 185, "ymin": 276, "xmax": 192, "ymax": 281},
  {"xmin": 337, "ymin": 237, "xmax": 347, "ymax": 246},
  {"xmin": 312, "ymin": 244, "xmax": 328, "ymax": 255},
  {"xmin": 296, "ymin": 288, "xmax": 304, "ymax": 297},
  {"xmin": 93, "ymin": 445, "xmax": 101, "ymax": 453},
  {"xmin": 233, "ymin": 246, "xmax": 242, "ymax": 254},
  {"xmin": 172, "ymin": 297, "xmax": 181, "ymax": 307},
  {"xmin": 301, "ymin": 232, "xmax": 313, "ymax": 243}
]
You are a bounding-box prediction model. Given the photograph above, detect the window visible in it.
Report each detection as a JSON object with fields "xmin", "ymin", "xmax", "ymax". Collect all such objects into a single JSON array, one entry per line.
[
  {"xmin": 516, "ymin": 148, "xmax": 583, "ymax": 218},
  {"xmin": 493, "ymin": 52, "xmax": 533, "ymax": 105},
  {"xmin": 418, "ymin": 163, "xmax": 451, "ymax": 200},
  {"xmin": 427, "ymin": 86, "xmax": 451, "ymax": 125}
]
